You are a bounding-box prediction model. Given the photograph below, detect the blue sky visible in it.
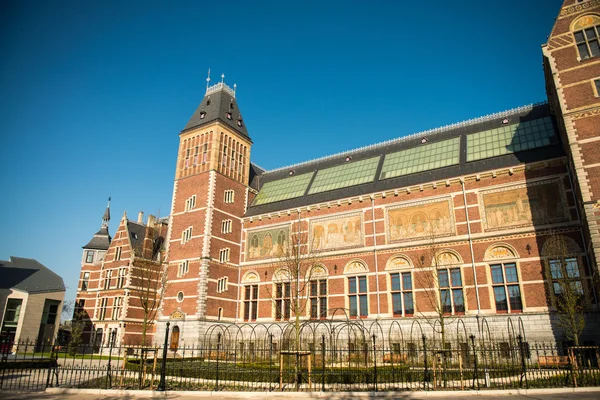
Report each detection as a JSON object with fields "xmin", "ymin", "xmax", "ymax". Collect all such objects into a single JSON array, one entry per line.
[{"xmin": 0, "ymin": 0, "xmax": 562, "ymax": 306}]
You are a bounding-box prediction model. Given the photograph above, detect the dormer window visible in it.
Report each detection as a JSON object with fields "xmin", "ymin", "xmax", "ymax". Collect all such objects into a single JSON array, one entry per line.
[
  {"xmin": 226, "ymin": 112, "xmax": 232, "ymax": 120},
  {"xmin": 200, "ymin": 112, "xmax": 206, "ymax": 119},
  {"xmin": 237, "ymin": 119, "xmax": 243, "ymax": 127}
]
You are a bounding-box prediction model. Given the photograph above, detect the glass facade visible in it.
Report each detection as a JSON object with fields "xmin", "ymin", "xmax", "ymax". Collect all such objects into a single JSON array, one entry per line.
[
  {"xmin": 466, "ymin": 117, "xmax": 556, "ymax": 162},
  {"xmin": 380, "ymin": 137, "xmax": 460, "ymax": 180},
  {"xmin": 253, "ymin": 172, "xmax": 314, "ymax": 205},
  {"xmin": 308, "ymin": 157, "xmax": 380, "ymax": 195}
]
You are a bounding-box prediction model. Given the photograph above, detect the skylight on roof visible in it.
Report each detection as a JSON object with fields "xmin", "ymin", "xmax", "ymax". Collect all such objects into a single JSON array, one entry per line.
[
  {"xmin": 253, "ymin": 172, "xmax": 314, "ymax": 206},
  {"xmin": 380, "ymin": 137, "xmax": 460, "ymax": 180},
  {"xmin": 308, "ymin": 156, "xmax": 380, "ymax": 195},
  {"xmin": 466, "ymin": 117, "xmax": 556, "ymax": 162}
]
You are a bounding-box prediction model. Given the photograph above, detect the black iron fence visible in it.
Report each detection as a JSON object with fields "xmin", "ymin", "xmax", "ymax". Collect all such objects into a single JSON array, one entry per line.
[{"xmin": 1, "ymin": 323, "xmax": 599, "ymax": 392}]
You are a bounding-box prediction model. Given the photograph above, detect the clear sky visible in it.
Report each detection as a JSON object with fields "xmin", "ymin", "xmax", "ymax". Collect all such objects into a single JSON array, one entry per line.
[{"xmin": 0, "ymin": 0, "xmax": 563, "ymax": 306}]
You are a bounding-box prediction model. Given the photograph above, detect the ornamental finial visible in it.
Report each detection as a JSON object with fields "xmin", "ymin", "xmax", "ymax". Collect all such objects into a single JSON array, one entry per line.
[{"xmin": 206, "ymin": 68, "xmax": 211, "ymax": 91}]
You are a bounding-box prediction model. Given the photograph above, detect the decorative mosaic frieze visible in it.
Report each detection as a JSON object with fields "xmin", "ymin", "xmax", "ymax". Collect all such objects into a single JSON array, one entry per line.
[
  {"xmin": 385, "ymin": 197, "xmax": 455, "ymax": 243},
  {"xmin": 309, "ymin": 212, "xmax": 364, "ymax": 252}
]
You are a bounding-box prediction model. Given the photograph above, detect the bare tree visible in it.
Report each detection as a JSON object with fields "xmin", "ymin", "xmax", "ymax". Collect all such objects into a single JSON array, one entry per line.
[
  {"xmin": 267, "ymin": 222, "xmax": 322, "ymax": 390},
  {"xmin": 543, "ymin": 233, "xmax": 586, "ymax": 346}
]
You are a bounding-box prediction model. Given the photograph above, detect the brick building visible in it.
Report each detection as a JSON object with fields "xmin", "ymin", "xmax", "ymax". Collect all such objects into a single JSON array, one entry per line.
[
  {"xmin": 76, "ymin": 200, "xmax": 168, "ymax": 347},
  {"xmin": 98, "ymin": 0, "xmax": 598, "ymax": 347}
]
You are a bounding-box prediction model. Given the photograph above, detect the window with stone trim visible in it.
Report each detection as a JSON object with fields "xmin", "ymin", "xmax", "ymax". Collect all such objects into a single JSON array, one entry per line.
[
  {"xmin": 244, "ymin": 284, "xmax": 258, "ymax": 321},
  {"xmin": 115, "ymin": 246, "xmax": 122, "ymax": 261},
  {"xmin": 224, "ymin": 190, "xmax": 235, "ymax": 203},
  {"xmin": 222, "ymin": 219, "xmax": 232, "ymax": 234},
  {"xmin": 310, "ymin": 279, "xmax": 327, "ymax": 319},
  {"xmin": 99, "ymin": 298, "xmax": 108, "ymax": 320},
  {"xmin": 81, "ymin": 272, "xmax": 90, "ymax": 291},
  {"xmin": 593, "ymin": 79, "xmax": 600, "ymax": 97},
  {"xmin": 181, "ymin": 227, "xmax": 193, "ymax": 244},
  {"xmin": 574, "ymin": 23, "xmax": 600, "ymax": 60},
  {"xmin": 438, "ymin": 268, "xmax": 465, "ymax": 314},
  {"xmin": 178, "ymin": 260, "xmax": 189, "ymax": 277},
  {"xmin": 185, "ymin": 195, "xmax": 196, "ymax": 211},
  {"xmin": 217, "ymin": 277, "xmax": 228, "ymax": 293},
  {"xmin": 219, "ymin": 248, "xmax": 230, "ymax": 263},
  {"xmin": 112, "ymin": 297, "xmax": 122, "ymax": 320},
  {"xmin": 391, "ymin": 272, "xmax": 414, "ymax": 316},
  {"xmin": 275, "ymin": 282, "xmax": 291, "ymax": 320},
  {"xmin": 348, "ymin": 276, "xmax": 368, "ymax": 318},
  {"xmin": 104, "ymin": 269, "xmax": 112, "ymax": 290},
  {"xmin": 86, "ymin": 250, "xmax": 94, "ymax": 263},
  {"xmin": 117, "ymin": 268, "xmax": 126, "ymax": 288},
  {"xmin": 549, "ymin": 257, "xmax": 585, "ymax": 303},
  {"xmin": 490, "ymin": 263, "xmax": 522, "ymax": 313}
]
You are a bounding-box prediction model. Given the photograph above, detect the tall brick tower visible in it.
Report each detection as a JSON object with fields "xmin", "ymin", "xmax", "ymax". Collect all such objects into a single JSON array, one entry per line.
[
  {"xmin": 157, "ymin": 75, "xmax": 253, "ymax": 343},
  {"xmin": 543, "ymin": 0, "xmax": 600, "ymax": 273}
]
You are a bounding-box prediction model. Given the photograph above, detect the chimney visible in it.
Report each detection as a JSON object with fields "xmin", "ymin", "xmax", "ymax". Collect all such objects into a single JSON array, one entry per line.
[
  {"xmin": 147, "ymin": 214, "xmax": 156, "ymax": 227},
  {"xmin": 137, "ymin": 211, "xmax": 144, "ymax": 223}
]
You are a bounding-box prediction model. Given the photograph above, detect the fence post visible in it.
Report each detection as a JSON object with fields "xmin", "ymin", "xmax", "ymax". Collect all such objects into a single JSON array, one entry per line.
[
  {"xmin": 157, "ymin": 321, "xmax": 170, "ymax": 392},
  {"xmin": 45, "ymin": 344, "xmax": 57, "ymax": 389},
  {"xmin": 269, "ymin": 334, "xmax": 273, "ymax": 392},
  {"xmin": 470, "ymin": 334, "xmax": 478, "ymax": 390},
  {"xmin": 422, "ymin": 334, "xmax": 429, "ymax": 390},
  {"xmin": 321, "ymin": 334, "xmax": 326, "ymax": 392},
  {"xmin": 106, "ymin": 334, "xmax": 114, "ymax": 389},
  {"xmin": 215, "ymin": 333, "xmax": 221, "ymax": 391},
  {"xmin": 372, "ymin": 334, "xmax": 378, "ymax": 392},
  {"xmin": 517, "ymin": 334, "xmax": 528, "ymax": 389}
]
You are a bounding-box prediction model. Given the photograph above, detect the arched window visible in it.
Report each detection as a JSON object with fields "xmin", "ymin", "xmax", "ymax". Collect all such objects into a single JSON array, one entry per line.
[
  {"xmin": 344, "ymin": 260, "xmax": 369, "ymax": 318},
  {"xmin": 435, "ymin": 251, "xmax": 465, "ymax": 315},
  {"xmin": 571, "ymin": 14, "xmax": 600, "ymax": 60},
  {"xmin": 485, "ymin": 244, "xmax": 522, "ymax": 313}
]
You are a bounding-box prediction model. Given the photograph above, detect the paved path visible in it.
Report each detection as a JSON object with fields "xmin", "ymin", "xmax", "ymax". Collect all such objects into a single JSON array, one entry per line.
[{"xmin": 2, "ymin": 388, "xmax": 600, "ymax": 400}]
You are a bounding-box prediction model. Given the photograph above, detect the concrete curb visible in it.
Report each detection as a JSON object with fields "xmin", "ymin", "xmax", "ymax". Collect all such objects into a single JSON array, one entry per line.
[{"xmin": 45, "ymin": 387, "xmax": 600, "ymax": 398}]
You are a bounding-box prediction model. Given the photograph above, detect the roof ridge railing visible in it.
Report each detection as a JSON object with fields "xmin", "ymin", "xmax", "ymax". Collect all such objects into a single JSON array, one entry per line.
[
  {"xmin": 206, "ymin": 82, "xmax": 235, "ymax": 98},
  {"xmin": 264, "ymin": 101, "xmax": 547, "ymax": 175}
]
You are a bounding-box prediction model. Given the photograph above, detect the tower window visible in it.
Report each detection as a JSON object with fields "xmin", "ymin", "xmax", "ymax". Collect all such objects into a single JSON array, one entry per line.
[
  {"xmin": 217, "ymin": 277, "xmax": 228, "ymax": 293},
  {"xmin": 115, "ymin": 246, "xmax": 122, "ymax": 261},
  {"xmin": 490, "ymin": 263, "xmax": 523, "ymax": 313},
  {"xmin": 86, "ymin": 250, "xmax": 94, "ymax": 263},
  {"xmin": 81, "ymin": 272, "xmax": 90, "ymax": 291},
  {"xmin": 185, "ymin": 195, "xmax": 196, "ymax": 211},
  {"xmin": 178, "ymin": 260, "xmax": 189, "ymax": 277},
  {"xmin": 177, "ymin": 291, "xmax": 184, "ymax": 302},
  {"xmin": 574, "ymin": 24, "xmax": 600, "ymax": 60},
  {"xmin": 182, "ymin": 227, "xmax": 193, "ymax": 244},
  {"xmin": 221, "ymin": 219, "xmax": 232, "ymax": 234},
  {"xmin": 219, "ymin": 248, "xmax": 230, "ymax": 263},
  {"xmin": 224, "ymin": 190, "xmax": 235, "ymax": 203}
]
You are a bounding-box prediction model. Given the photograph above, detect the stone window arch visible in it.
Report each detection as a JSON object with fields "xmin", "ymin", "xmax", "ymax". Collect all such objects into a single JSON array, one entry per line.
[
  {"xmin": 570, "ymin": 14, "xmax": 600, "ymax": 61},
  {"xmin": 484, "ymin": 244, "xmax": 519, "ymax": 262}
]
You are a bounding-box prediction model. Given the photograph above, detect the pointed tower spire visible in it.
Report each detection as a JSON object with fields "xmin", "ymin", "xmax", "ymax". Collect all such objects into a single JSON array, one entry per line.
[{"xmin": 102, "ymin": 197, "xmax": 111, "ymax": 228}]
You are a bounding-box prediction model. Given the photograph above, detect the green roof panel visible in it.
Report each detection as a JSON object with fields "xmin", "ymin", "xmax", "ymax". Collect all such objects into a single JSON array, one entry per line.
[
  {"xmin": 308, "ymin": 156, "xmax": 380, "ymax": 195},
  {"xmin": 253, "ymin": 172, "xmax": 314, "ymax": 206},
  {"xmin": 380, "ymin": 137, "xmax": 460, "ymax": 180},
  {"xmin": 466, "ymin": 117, "xmax": 557, "ymax": 162}
]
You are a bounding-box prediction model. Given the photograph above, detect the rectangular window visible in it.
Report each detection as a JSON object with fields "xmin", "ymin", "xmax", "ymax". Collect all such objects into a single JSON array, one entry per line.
[
  {"xmin": 275, "ymin": 282, "xmax": 291, "ymax": 320},
  {"xmin": 593, "ymin": 79, "xmax": 600, "ymax": 97},
  {"xmin": 185, "ymin": 195, "xmax": 196, "ymax": 211},
  {"xmin": 219, "ymin": 248, "xmax": 230, "ymax": 263},
  {"xmin": 221, "ymin": 219, "xmax": 232, "ymax": 234},
  {"xmin": 178, "ymin": 260, "xmax": 189, "ymax": 277},
  {"xmin": 549, "ymin": 257, "xmax": 585, "ymax": 303},
  {"xmin": 99, "ymin": 298, "xmax": 108, "ymax": 320},
  {"xmin": 244, "ymin": 284, "xmax": 258, "ymax": 321},
  {"xmin": 115, "ymin": 246, "xmax": 122, "ymax": 261},
  {"xmin": 181, "ymin": 227, "xmax": 193, "ymax": 244},
  {"xmin": 574, "ymin": 24, "xmax": 600, "ymax": 60},
  {"xmin": 104, "ymin": 269, "xmax": 112, "ymax": 290},
  {"xmin": 117, "ymin": 268, "xmax": 126, "ymax": 288},
  {"xmin": 224, "ymin": 190, "xmax": 235, "ymax": 203},
  {"xmin": 86, "ymin": 250, "xmax": 94, "ymax": 263},
  {"xmin": 3, "ymin": 299, "xmax": 23, "ymax": 325},
  {"xmin": 112, "ymin": 297, "xmax": 122, "ymax": 320},
  {"xmin": 82, "ymin": 271, "xmax": 90, "ymax": 291},
  {"xmin": 491, "ymin": 263, "xmax": 522, "ymax": 313},
  {"xmin": 217, "ymin": 277, "xmax": 228, "ymax": 293},
  {"xmin": 438, "ymin": 268, "xmax": 465, "ymax": 314},
  {"xmin": 310, "ymin": 279, "xmax": 328, "ymax": 319},
  {"xmin": 390, "ymin": 272, "xmax": 414, "ymax": 316},
  {"xmin": 193, "ymin": 146, "xmax": 199, "ymax": 165},
  {"xmin": 348, "ymin": 276, "xmax": 368, "ymax": 318},
  {"xmin": 202, "ymin": 144, "xmax": 208, "ymax": 163}
]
